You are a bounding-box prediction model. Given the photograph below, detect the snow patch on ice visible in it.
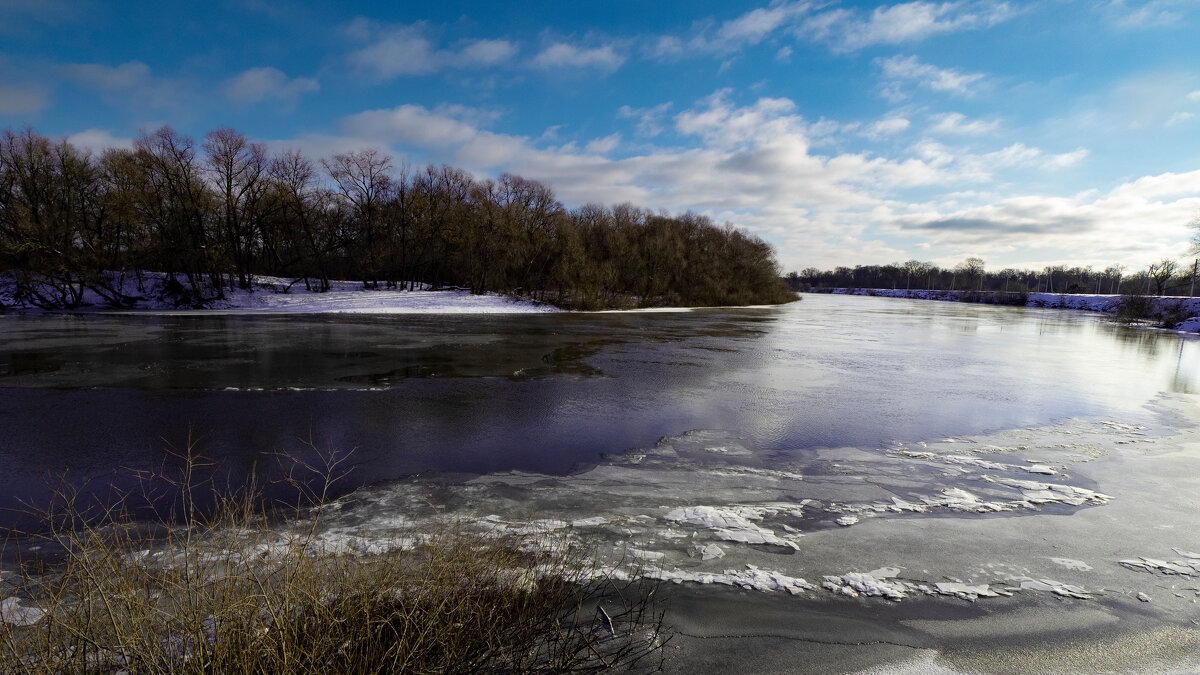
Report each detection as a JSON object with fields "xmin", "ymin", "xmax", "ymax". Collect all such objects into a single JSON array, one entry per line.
[
  {"xmin": 662, "ymin": 503, "xmax": 807, "ymax": 549},
  {"xmin": 652, "ymin": 564, "xmax": 814, "ymax": 595},
  {"xmin": 823, "ymin": 567, "xmax": 911, "ymax": 601}
]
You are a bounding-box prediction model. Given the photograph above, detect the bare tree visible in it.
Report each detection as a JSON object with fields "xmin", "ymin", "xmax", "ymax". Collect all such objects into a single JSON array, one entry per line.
[
  {"xmin": 323, "ymin": 149, "xmax": 394, "ymax": 288},
  {"xmin": 955, "ymin": 257, "xmax": 985, "ymax": 291},
  {"xmin": 204, "ymin": 127, "xmax": 269, "ymax": 290},
  {"xmin": 1147, "ymin": 258, "xmax": 1179, "ymax": 295}
]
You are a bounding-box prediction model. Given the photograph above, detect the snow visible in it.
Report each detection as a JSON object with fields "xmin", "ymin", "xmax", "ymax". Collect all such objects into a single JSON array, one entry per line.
[
  {"xmin": 662, "ymin": 504, "xmax": 805, "ymax": 549},
  {"xmin": 1, "ymin": 272, "xmax": 561, "ymax": 314},
  {"xmin": 651, "ymin": 564, "xmax": 815, "ymax": 595},
  {"xmin": 823, "ymin": 288, "xmax": 1200, "ymax": 332},
  {"xmin": 823, "ymin": 567, "xmax": 911, "ymax": 601}
]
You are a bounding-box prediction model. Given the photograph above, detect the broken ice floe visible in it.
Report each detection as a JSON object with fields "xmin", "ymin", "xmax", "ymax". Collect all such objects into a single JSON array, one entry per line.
[
  {"xmin": 980, "ymin": 476, "xmax": 1111, "ymax": 506},
  {"xmin": 1120, "ymin": 549, "xmax": 1200, "ymax": 576},
  {"xmin": 649, "ymin": 564, "xmax": 814, "ymax": 595},
  {"xmin": 820, "ymin": 567, "xmax": 1004, "ymax": 602},
  {"xmin": 662, "ymin": 503, "xmax": 808, "ymax": 549},
  {"xmin": 892, "ymin": 451, "xmax": 1060, "ymax": 476},
  {"xmin": 1009, "ymin": 577, "xmax": 1093, "ymax": 599},
  {"xmin": 1048, "ymin": 557, "xmax": 1093, "ymax": 571},
  {"xmin": 819, "ymin": 568, "xmax": 1095, "ymax": 602},
  {"xmin": 828, "ymin": 476, "xmax": 1109, "ymax": 522}
]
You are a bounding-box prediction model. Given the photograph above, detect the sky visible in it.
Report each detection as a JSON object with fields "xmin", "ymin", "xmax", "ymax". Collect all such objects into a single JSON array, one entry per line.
[{"xmin": 2, "ymin": 0, "xmax": 1199, "ymax": 274}]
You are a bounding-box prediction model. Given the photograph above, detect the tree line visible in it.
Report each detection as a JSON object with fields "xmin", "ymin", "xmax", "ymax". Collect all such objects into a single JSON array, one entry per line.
[
  {"xmin": 788, "ymin": 256, "xmax": 1200, "ymax": 297},
  {"xmin": 0, "ymin": 126, "xmax": 796, "ymax": 310}
]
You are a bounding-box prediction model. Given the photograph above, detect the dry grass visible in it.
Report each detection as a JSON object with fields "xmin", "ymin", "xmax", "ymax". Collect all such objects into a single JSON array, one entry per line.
[{"xmin": 0, "ymin": 440, "xmax": 667, "ymax": 673}]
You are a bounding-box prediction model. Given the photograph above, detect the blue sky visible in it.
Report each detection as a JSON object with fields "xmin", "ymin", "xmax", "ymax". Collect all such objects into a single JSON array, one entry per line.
[{"xmin": 3, "ymin": 0, "xmax": 1199, "ymax": 273}]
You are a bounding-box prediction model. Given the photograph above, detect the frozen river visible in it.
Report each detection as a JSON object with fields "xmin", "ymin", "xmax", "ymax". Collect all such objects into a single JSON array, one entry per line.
[{"xmin": 4, "ymin": 294, "xmax": 1200, "ymax": 672}]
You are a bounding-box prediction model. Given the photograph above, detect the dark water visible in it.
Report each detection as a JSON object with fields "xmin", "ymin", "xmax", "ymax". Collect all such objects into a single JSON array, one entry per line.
[{"xmin": 1, "ymin": 295, "xmax": 1197, "ymax": 524}]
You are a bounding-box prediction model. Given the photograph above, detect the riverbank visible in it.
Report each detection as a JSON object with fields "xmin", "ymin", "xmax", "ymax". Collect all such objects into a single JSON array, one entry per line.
[
  {"xmin": 0, "ymin": 272, "xmax": 561, "ymax": 314},
  {"xmin": 816, "ymin": 287, "xmax": 1200, "ymax": 333}
]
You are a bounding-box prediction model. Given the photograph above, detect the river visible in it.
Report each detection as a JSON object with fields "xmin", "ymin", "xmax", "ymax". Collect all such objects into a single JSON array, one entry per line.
[{"xmin": 3, "ymin": 294, "xmax": 1200, "ymax": 672}]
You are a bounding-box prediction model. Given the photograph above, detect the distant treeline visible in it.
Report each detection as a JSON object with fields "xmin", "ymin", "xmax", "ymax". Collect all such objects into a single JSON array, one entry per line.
[
  {"xmin": 788, "ymin": 256, "xmax": 1200, "ymax": 297},
  {"xmin": 0, "ymin": 126, "xmax": 796, "ymax": 310}
]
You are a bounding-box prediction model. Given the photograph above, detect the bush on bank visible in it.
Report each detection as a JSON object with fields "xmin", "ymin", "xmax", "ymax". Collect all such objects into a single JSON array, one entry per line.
[{"xmin": 0, "ymin": 443, "xmax": 667, "ymax": 673}]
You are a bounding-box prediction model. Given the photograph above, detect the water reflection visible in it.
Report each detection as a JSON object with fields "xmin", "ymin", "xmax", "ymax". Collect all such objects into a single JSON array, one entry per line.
[{"xmin": 0, "ymin": 296, "xmax": 1197, "ymax": 527}]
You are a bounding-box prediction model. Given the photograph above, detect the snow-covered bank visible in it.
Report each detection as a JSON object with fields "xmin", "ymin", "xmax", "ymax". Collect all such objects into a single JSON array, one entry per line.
[
  {"xmin": 0, "ymin": 272, "xmax": 561, "ymax": 314},
  {"xmin": 820, "ymin": 288, "xmax": 1200, "ymax": 333}
]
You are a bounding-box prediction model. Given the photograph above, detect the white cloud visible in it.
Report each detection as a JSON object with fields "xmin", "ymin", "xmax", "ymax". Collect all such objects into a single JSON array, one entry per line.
[
  {"xmin": 532, "ymin": 42, "xmax": 625, "ymax": 71},
  {"xmin": 1188, "ymin": 90, "xmax": 1200, "ymax": 102},
  {"xmin": 929, "ymin": 112, "xmax": 999, "ymax": 135},
  {"xmin": 223, "ymin": 67, "xmax": 318, "ymax": 104},
  {"xmin": 1166, "ymin": 111, "xmax": 1196, "ymax": 126},
  {"xmin": 1105, "ymin": 72, "xmax": 1200, "ymax": 129},
  {"xmin": 617, "ymin": 102, "xmax": 674, "ymax": 137},
  {"xmin": 61, "ymin": 61, "xmax": 151, "ymax": 90},
  {"xmin": 59, "ymin": 60, "xmax": 179, "ymax": 109},
  {"xmin": 584, "ymin": 133, "xmax": 621, "ymax": 154},
  {"xmin": 863, "ymin": 116, "xmax": 911, "ymax": 138},
  {"xmin": 693, "ymin": 0, "xmax": 813, "ymax": 52},
  {"xmin": 348, "ymin": 22, "xmax": 518, "ymax": 79},
  {"xmin": 878, "ymin": 55, "xmax": 985, "ymax": 98},
  {"xmin": 0, "ymin": 83, "xmax": 49, "ymax": 114},
  {"xmin": 334, "ymin": 93, "xmax": 958, "ymax": 257},
  {"xmin": 459, "ymin": 39, "xmax": 520, "ymax": 66},
  {"xmin": 981, "ymin": 143, "xmax": 1087, "ymax": 168},
  {"xmin": 775, "ymin": 46, "xmax": 793, "ymax": 63},
  {"xmin": 881, "ymin": 168, "xmax": 1199, "ymax": 269},
  {"xmin": 801, "ymin": 1, "xmax": 1017, "ymax": 52},
  {"xmin": 647, "ymin": 35, "xmax": 685, "ymax": 60},
  {"xmin": 1103, "ymin": 0, "xmax": 1193, "ymax": 28},
  {"xmin": 66, "ymin": 128, "xmax": 132, "ymax": 153},
  {"xmin": 264, "ymin": 89, "xmax": 1195, "ymax": 271}
]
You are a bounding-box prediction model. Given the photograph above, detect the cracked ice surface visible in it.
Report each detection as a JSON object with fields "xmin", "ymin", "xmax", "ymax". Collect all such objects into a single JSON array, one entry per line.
[{"xmin": 309, "ymin": 417, "xmax": 1175, "ymax": 607}]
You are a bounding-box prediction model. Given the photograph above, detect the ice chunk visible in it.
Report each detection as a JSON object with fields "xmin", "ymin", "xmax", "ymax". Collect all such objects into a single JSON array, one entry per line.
[
  {"xmin": 570, "ymin": 516, "xmax": 609, "ymax": 528},
  {"xmin": 662, "ymin": 505, "xmax": 803, "ymax": 549},
  {"xmin": 1024, "ymin": 464, "xmax": 1058, "ymax": 475},
  {"xmin": 652, "ymin": 565, "xmax": 813, "ymax": 595},
  {"xmin": 835, "ymin": 516, "xmax": 859, "ymax": 527},
  {"xmin": 1120, "ymin": 556, "xmax": 1200, "ymax": 576},
  {"xmin": 0, "ymin": 597, "xmax": 44, "ymax": 626},
  {"xmin": 822, "ymin": 567, "xmax": 910, "ymax": 601},
  {"xmin": 934, "ymin": 582, "xmax": 1000, "ymax": 601},
  {"xmin": 1048, "ymin": 557, "xmax": 1093, "ymax": 571},
  {"xmin": 1013, "ymin": 577, "xmax": 1092, "ymax": 599}
]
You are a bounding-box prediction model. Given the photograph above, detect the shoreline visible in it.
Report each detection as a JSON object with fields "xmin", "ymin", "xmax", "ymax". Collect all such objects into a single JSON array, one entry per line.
[
  {"xmin": 1, "ymin": 272, "xmax": 799, "ymax": 315},
  {"xmin": 814, "ymin": 287, "xmax": 1200, "ymax": 334}
]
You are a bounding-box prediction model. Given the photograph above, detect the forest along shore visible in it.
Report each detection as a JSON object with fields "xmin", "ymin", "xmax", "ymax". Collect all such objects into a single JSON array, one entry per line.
[
  {"xmin": 0, "ymin": 127, "xmax": 796, "ymax": 313},
  {"xmin": 816, "ymin": 287, "xmax": 1200, "ymax": 333}
]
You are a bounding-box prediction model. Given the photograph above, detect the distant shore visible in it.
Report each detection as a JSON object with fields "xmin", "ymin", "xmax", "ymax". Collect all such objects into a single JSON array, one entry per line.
[{"xmin": 814, "ymin": 287, "xmax": 1200, "ymax": 333}]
